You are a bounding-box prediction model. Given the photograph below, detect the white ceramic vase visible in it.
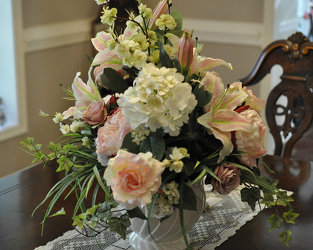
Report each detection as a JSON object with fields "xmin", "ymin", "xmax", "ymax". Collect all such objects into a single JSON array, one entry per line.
[{"xmin": 129, "ymin": 181, "xmax": 206, "ymax": 250}]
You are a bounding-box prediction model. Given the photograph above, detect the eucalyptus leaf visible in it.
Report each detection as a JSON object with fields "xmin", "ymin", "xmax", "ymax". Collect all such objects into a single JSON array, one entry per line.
[
  {"xmin": 159, "ymin": 43, "xmax": 174, "ymax": 69},
  {"xmin": 121, "ymin": 133, "xmax": 140, "ymax": 154},
  {"xmin": 181, "ymin": 184, "xmax": 197, "ymax": 211},
  {"xmin": 170, "ymin": 10, "xmax": 183, "ymax": 31},
  {"xmin": 100, "ymin": 68, "xmax": 129, "ymax": 93},
  {"xmin": 140, "ymin": 134, "xmax": 165, "ymax": 160},
  {"xmin": 193, "ymin": 85, "xmax": 212, "ymax": 107}
]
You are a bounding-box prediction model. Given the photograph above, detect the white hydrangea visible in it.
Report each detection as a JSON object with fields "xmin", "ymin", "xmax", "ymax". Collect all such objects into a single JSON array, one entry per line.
[
  {"xmin": 118, "ymin": 63, "xmax": 197, "ymax": 136},
  {"xmin": 131, "ymin": 125, "xmax": 150, "ymax": 145},
  {"xmin": 162, "ymin": 181, "xmax": 180, "ymax": 204},
  {"xmin": 152, "ymin": 181, "xmax": 180, "ymax": 218},
  {"xmin": 152, "ymin": 196, "xmax": 174, "ymax": 218}
]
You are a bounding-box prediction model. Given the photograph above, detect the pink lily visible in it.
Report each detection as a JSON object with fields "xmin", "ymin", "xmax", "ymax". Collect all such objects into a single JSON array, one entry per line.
[
  {"xmin": 72, "ymin": 68, "xmax": 102, "ymax": 118},
  {"xmin": 92, "ymin": 48, "xmax": 123, "ymax": 82},
  {"xmin": 91, "ymin": 31, "xmax": 112, "ymax": 52},
  {"xmin": 178, "ymin": 31, "xmax": 194, "ymax": 73},
  {"xmin": 166, "ymin": 32, "xmax": 232, "ymax": 76},
  {"xmin": 198, "ymin": 75, "xmax": 251, "ymax": 162}
]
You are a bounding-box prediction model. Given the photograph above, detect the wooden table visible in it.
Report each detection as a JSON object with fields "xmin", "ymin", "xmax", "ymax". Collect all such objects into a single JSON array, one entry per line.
[{"xmin": 0, "ymin": 155, "xmax": 312, "ymax": 250}]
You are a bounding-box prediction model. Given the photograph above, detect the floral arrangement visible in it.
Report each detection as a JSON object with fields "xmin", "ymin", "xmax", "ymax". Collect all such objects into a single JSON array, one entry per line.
[{"xmin": 21, "ymin": 0, "xmax": 298, "ymax": 248}]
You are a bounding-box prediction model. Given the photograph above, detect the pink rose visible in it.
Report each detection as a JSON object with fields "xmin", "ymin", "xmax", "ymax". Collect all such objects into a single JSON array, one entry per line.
[
  {"xmin": 211, "ymin": 164, "xmax": 241, "ymax": 195},
  {"xmin": 96, "ymin": 109, "xmax": 131, "ymax": 166},
  {"xmin": 235, "ymin": 108, "xmax": 267, "ymax": 167},
  {"xmin": 83, "ymin": 100, "xmax": 107, "ymax": 125},
  {"xmin": 103, "ymin": 150, "xmax": 165, "ymax": 209}
]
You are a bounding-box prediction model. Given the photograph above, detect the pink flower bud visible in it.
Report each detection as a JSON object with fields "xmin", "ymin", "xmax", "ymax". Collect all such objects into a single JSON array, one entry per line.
[
  {"xmin": 149, "ymin": 0, "xmax": 168, "ymax": 29},
  {"xmin": 83, "ymin": 100, "xmax": 107, "ymax": 125},
  {"xmin": 178, "ymin": 31, "xmax": 194, "ymax": 71}
]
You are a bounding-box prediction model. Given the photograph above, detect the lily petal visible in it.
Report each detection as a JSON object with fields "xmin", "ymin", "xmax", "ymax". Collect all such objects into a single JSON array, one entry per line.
[
  {"xmin": 213, "ymin": 129, "xmax": 233, "ymax": 162},
  {"xmin": 91, "ymin": 31, "xmax": 112, "ymax": 51},
  {"xmin": 197, "ymin": 57, "xmax": 232, "ymax": 72},
  {"xmin": 217, "ymin": 83, "xmax": 248, "ymax": 111},
  {"xmin": 201, "ymin": 71, "xmax": 224, "ymax": 109},
  {"xmin": 165, "ymin": 33, "xmax": 180, "ymax": 50},
  {"xmin": 62, "ymin": 106, "xmax": 75, "ymax": 120},
  {"xmin": 211, "ymin": 110, "xmax": 251, "ymax": 132}
]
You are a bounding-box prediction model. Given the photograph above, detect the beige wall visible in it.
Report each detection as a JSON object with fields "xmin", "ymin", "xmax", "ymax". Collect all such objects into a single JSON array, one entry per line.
[
  {"xmin": 0, "ymin": 0, "xmax": 98, "ymax": 177},
  {"xmin": 0, "ymin": 0, "xmax": 264, "ymax": 177}
]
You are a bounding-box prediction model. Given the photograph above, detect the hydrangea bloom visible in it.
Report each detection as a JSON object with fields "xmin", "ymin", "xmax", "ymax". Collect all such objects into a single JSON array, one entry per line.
[{"xmin": 118, "ymin": 63, "xmax": 197, "ymax": 136}]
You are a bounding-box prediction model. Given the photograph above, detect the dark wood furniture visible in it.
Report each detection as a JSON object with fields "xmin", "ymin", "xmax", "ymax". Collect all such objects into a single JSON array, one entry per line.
[
  {"xmin": 241, "ymin": 32, "xmax": 313, "ymax": 158},
  {"xmin": 0, "ymin": 155, "xmax": 312, "ymax": 250}
]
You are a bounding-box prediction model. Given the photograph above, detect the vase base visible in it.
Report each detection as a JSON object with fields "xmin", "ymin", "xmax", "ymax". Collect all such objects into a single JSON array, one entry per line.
[{"xmin": 129, "ymin": 232, "xmax": 187, "ymax": 250}]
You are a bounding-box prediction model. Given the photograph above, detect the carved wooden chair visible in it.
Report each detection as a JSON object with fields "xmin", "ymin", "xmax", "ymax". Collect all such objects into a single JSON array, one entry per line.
[{"xmin": 240, "ymin": 32, "xmax": 313, "ymax": 158}]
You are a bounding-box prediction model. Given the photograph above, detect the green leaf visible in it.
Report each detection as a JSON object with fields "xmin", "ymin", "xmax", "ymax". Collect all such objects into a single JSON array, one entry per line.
[
  {"xmin": 278, "ymin": 230, "xmax": 292, "ymax": 247},
  {"xmin": 72, "ymin": 216, "xmax": 84, "ymax": 228},
  {"xmin": 108, "ymin": 214, "xmax": 131, "ymax": 240},
  {"xmin": 86, "ymin": 205, "xmax": 98, "ymax": 215},
  {"xmin": 93, "ymin": 166, "xmax": 110, "ymax": 197},
  {"xmin": 193, "ymin": 85, "xmax": 212, "ymax": 107},
  {"xmin": 261, "ymin": 193, "xmax": 276, "ymax": 207},
  {"xmin": 283, "ymin": 210, "xmax": 299, "ymax": 224},
  {"xmin": 181, "ymin": 184, "xmax": 197, "ymax": 211},
  {"xmin": 268, "ymin": 214, "xmax": 283, "ymax": 232},
  {"xmin": 170, "ymin": 10, "xmax": 183, "ymax": 32},
  {"xmin": 182, "ymin": 160, "xmax": 195, "ymax": 177},
  {"xmin": 121, "ymin": 133, "xmax": 140, "ymax": 154},
  {"xmin": 240, "ymin": 187, "xmax": 262, "ymax": 211},
  {"xmin": 139, "ymin": 133, "xmax": 165, "ymax": 160},
  {"xmin": 190, "ymin": 169, "xmax": 206, "ymax": 185},
  {"xmin": 49, "ymin": 207, "xmax": 66, "ymax": 217},
  {"xmin": 159, "ymin": 43, "xmax": 174, "ymax": 69},
  {"xmin": 100, "ymin": 68, "xmax": 129, "ymax": 93},
  {"xmin": 179, "ymin": 180, "xmax": 191, "ymax": 249},
  {"xmin": 127, "ymin": 207, "xmax": 147, "ymax": 220},
  {"xmin": 205, "ymin": 166, "xmax": 221, "ymax": 183}
]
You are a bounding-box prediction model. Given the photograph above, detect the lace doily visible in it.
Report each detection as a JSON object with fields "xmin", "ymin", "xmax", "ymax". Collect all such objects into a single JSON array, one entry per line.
[{"xmin": 35, "ymin": 185, "xmax": 264, "ymax": 250}]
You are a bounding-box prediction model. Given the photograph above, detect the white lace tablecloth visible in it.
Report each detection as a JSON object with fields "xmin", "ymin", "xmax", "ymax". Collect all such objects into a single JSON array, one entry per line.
[{"xmin": 35, "ymin": 185, "xmax": 263, "ymax": 250}]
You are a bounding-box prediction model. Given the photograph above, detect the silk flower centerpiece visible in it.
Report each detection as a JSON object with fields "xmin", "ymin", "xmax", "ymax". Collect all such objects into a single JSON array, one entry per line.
[{"xmin": 21, "ymin": 0, "xmax": 298, "ymax": 249}]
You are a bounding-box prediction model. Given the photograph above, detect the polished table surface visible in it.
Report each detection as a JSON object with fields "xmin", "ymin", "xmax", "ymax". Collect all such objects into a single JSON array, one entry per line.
[{"xmin": 0, "ymin": 155, "xmax": 312, "ymax": 250}]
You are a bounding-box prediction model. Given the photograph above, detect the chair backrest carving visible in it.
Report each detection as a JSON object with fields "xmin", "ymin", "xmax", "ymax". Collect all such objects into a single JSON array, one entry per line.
[{"xmin": 241, "ymin": 32, "xmax": 313, "ymax": 158}]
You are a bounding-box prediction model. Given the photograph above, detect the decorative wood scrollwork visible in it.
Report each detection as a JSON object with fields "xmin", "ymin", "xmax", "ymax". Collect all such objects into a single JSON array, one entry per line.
[
  {"xmin": 241, "ymin": 32, "xmax": 313, "ymax": 158},
  {"xmin": 285, "ymin": 32, "xmax": 309, "ymax": 60}
]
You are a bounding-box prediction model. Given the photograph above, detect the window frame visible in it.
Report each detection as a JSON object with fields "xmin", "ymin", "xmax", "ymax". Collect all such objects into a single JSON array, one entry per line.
[{"xmin": 0, "ymin": 0, "xmax": 28, "ymax": 142}]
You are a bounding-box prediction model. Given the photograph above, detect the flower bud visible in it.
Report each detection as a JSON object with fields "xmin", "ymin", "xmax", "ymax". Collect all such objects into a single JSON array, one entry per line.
[
  {"xmin": 149, "ymin": 0, "xmax": 168, "ymax": 29},
  {"xmin": 178, "ymin": 31, "xmax": 194, "ymax": 72}
]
